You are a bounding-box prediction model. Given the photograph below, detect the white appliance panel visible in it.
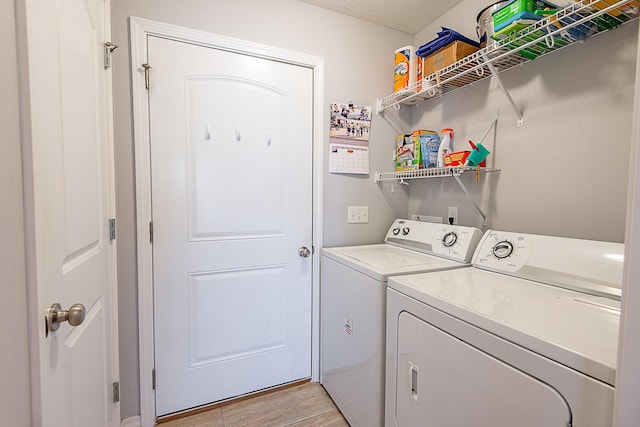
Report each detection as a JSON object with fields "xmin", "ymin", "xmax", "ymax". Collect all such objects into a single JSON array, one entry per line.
[
  {"xmin": 386, "ymin": 230, "xmax": 622, "ymax": 427},
  {"xmin": 321, "ymin": 257, "xmax": 385, "ymax": 427},
  {"xmin": 396, "ymin": 312, "xmax": 571, "ymax": 427},
  {"xmin": 388, "ymin": 267, "xmax": 620, "ymax": 385},
  {"xmin": 320, "ymin": 219, "xmax": 484, "ymax": 427},
  {"xmin": 385, "ymin": 288, "xmax": 615, "ymax": 427}
]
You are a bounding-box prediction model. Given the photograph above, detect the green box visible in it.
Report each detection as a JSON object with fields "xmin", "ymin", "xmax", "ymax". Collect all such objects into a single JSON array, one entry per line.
[{"xmin": 492, "ymin": 0, "xmax": 558, "ymax": 32}]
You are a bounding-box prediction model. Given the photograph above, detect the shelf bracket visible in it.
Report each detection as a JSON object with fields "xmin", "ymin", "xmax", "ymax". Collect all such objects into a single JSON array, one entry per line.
[
  {"xmin": 482, "ymin": 54, "xmax": 524, "ymax": 127},
  {"xmin": 452, "ymin": 174, "xmax": 488, "ymax": 227},
  {"xmin": 477, "ymin": 111, "xmax": 499, "ymax": 147},
  {"xmin": 376, "ymin": 98, "xmax": 384, "ymax": 115}
]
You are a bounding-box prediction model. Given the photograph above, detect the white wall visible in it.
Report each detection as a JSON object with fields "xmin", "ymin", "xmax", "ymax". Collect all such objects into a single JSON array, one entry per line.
[
  {"xmin": 110, "ymin": 0, "xmax": 412, "ymax": 418},
  {"xmin": 0, "ymin": 0, "xmax": 32, "ymax": 425},
  {"xmin": 404, "ymin": 1, "xmax": 636, "ymax": 241}
]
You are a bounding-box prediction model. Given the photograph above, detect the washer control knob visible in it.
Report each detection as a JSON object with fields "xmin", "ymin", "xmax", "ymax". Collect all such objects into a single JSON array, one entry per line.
[
  {"xmin": 392, "ymin": 227, "xmax": 401, "ymax": 236},
  {"xmin": 493, "ymin": 241, "xmax": 514, "ymax": 259},
  {"xmin": 442, "ymin": 231, "xmax": 458, "ymax": 247},
  {"xmin": 402, "ymin": 227, "xmax": 410, "ymax": 236}
]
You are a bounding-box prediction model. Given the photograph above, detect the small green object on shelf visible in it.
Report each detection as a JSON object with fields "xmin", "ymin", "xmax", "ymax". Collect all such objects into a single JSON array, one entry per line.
[
  {"xmin": 491, "ymin": 19, "xmax": 570, "ymax": 60},
  {"xmin": 592, "ymin": 13, "xmax": 621, "ymax": 30}
]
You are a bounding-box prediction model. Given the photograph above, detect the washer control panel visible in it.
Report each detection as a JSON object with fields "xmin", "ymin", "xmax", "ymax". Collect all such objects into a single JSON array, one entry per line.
[
  {"xmin": 432, "ymin": 226, "xmax": 483, "ymax": 262},
  {"xmin": 385, "ymin": 219, "xmax": 482, "ymax": 263},
  {"xmin": 474, "ymin": 231, "xmax": 533, "ymax": 273}
]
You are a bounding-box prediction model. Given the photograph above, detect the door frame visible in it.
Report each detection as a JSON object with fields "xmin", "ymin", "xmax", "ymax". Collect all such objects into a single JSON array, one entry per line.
[
  {"xmin": 129, "ymin": 17, "xmax": 324, "ymax": 425},
  {"xmin": 614, "ymin": 22, "xmax": 640, "ymax": 427}
]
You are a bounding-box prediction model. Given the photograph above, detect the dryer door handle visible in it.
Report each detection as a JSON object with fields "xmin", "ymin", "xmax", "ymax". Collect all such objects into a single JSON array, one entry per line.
[{"xmin": 409, "ymin": 362, "xmax": 419, "ymax": 402}]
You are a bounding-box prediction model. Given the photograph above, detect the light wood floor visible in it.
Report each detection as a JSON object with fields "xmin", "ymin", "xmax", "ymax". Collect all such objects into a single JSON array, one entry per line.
[{"xmin": 157, "ymin": 383, "xmax": 349, "ymax": 427}]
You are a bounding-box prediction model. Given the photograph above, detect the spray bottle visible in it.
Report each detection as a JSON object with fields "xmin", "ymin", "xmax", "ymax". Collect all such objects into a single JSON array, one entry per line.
[{"xmin": 437, "ymin": 128, "xmax": 454, "ymax": 167}]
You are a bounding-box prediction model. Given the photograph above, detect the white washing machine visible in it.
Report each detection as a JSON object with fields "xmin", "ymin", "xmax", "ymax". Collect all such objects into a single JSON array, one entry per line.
[
  {"xmin": 321, "ymin": 219, "xmax": 483, "ymax": 427},
  {"xmin": 386, "ymin": 230, "xmax": 624, "ymax": 427}
]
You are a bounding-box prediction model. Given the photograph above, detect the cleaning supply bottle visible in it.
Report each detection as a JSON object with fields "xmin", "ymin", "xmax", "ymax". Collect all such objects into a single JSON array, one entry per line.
[{"xmin": 437, "ymin": 128, "xmax": 454, "ymax": 167}]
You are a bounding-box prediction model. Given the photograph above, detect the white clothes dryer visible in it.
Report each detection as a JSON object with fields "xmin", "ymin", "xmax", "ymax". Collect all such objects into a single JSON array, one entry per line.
[
  {"xmin": 386, "ymin": 230, "xmax": 624, "ymax": 427},
  {"xmin": 321, "ymin": 219, "xmax": 483, "ymax": 427}
]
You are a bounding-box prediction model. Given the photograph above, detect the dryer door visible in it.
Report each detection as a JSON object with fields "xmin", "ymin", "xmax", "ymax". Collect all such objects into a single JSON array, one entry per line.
[{"xmin": 395, "ymin": 312, "xmax": 571, "ymax": 427}]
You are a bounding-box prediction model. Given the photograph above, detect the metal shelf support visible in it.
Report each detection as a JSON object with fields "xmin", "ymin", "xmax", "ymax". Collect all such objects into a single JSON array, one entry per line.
[
  {"xmin": 483, "ymin": 54, "xmax": 524, "ymax": 127},
  {"xmin": 452, "ymin": 174, "xmax": 488, "ymax": 226}
]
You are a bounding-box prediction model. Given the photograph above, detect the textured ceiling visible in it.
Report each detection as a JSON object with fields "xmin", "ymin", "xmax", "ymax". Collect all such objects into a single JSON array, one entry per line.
[{"xmin": 297, "ymin": 0, "xmax": 464, "ymax": 34}]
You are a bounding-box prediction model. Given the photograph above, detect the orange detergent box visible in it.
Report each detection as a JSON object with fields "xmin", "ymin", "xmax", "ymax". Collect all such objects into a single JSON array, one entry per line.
[
  {"xmin": 445, "ymin": 150, "xmax": 487, "ymax": 167},
  {"xmin": 444, "ymin": 151, "xmax": 470, "ymax": 167}
]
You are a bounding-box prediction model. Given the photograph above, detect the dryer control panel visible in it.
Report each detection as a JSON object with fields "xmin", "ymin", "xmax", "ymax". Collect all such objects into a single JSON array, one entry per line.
[
  {"xmin": 474, "ymin": 231, "xmax": 533, "ymax": 273},
  {"xmin": 472, "ymin": 229, "xmax": 625, "ymax": 298}
]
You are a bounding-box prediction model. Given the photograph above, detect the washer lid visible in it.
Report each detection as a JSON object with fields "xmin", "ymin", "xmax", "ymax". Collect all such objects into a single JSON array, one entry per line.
[
  {"xmin": 388, "ymin": 267, "xmax": 620, "ymax": 386},
  {"xmin": 321, "ymin": 244, "xmax": 468, "ymax": 281}
]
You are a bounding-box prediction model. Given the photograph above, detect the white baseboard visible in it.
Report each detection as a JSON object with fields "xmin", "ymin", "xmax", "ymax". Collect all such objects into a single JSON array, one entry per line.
[{"xmin": 121, "ymin": 416, "xmax": 142, "ymax": 427}]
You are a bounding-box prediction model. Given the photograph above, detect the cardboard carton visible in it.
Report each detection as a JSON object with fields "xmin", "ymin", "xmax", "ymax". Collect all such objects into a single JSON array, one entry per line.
[{"xmin": 422, "ymin": 41, "xmax": 479, "ymax": 77}]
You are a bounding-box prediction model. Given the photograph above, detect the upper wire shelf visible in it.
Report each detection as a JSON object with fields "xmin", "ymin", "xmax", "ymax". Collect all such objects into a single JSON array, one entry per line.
[{"xmin": 377, "ymin": 0, "xmax": 639, "ymax": 113}]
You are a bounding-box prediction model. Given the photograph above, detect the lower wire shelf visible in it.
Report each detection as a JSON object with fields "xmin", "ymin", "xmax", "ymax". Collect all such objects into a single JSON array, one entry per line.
[{"xmin": 375, "ymin": 166, "xmax": 500, "ymax": 183}]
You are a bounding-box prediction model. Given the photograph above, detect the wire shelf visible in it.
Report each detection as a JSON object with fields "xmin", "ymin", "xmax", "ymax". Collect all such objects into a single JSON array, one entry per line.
[
  {"xmin": 378, "ymin": 0, "xmax": 639, "ymax": 113},
  {"xmin": 374, "ymin": 167, "xmax": 500, "ymax": 183}
]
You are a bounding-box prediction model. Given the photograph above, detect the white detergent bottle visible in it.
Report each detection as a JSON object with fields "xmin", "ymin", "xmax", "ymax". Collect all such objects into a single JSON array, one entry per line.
[{"xmin": 437, "ymin": 128, "xmax": 454, "ymax": 167}]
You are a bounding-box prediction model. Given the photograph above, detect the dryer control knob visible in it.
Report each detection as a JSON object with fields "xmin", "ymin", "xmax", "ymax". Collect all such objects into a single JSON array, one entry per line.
[
  {"xmin": 442, "ymin": 231, "xmax": 457, "ymax": 247},
  {"xmin": 392, "ymin": 227, "xmax": 401, "ymax": 236},
  {"xmin": 402, "ymin": 227, "xmax": 410, "ymax": 235},
  {"xmin": 493, "ymin": 240, "xmax": 514, "ymax": 259}
]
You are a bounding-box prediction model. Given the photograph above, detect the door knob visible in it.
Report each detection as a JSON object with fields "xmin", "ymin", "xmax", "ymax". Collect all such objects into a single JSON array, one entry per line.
[
  {"xmin": 45, "ymin": 303, "xmax": 86, "ymax": 338},
  {"xmin": 298, "ymin": 246, "xmax": 311, "ymax": 258}
]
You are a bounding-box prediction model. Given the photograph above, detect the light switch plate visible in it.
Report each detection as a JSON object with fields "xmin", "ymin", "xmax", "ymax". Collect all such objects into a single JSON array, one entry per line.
[{"xmin": 348, "ymin": 206, "xmax": 368, "ymax": 223}]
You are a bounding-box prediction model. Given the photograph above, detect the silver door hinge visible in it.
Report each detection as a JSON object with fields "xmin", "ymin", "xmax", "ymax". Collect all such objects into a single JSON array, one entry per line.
[
  {"xmin": 104, "ymin": 42, "xmax": 118, "ymax": 69},
  {"xmin": 109, "ymin": 218, "xmax": 116, "ymax": 241},
  {"xmin": 142, "ymin": 63, "xmax": 152, "ymax": 90},
  {"xmin": 152, "ymin": 368, "xmax": 156, "ymax": 390},
  {"xmin": 112, "ymin": 382, "xmax": 120, "ymax": 403},
  {"xmin": 149, "ymin": 222, "xmax": 154, "ymax": 243}
]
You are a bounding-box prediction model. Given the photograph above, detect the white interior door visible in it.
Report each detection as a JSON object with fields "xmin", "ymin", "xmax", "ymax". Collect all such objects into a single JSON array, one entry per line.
[
  {"xmin": 18, "ymin": 0, "xmax": 119, "ymax": 425},
  {"xmin": 147, "ymin": 36, "xmax": 314, "ymax": 416}
]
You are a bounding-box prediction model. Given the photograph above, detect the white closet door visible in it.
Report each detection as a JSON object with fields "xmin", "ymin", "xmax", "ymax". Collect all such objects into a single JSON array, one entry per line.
[{"xmin": 20, "ymin": 0, "xmax": 119, "ymax": 425}]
